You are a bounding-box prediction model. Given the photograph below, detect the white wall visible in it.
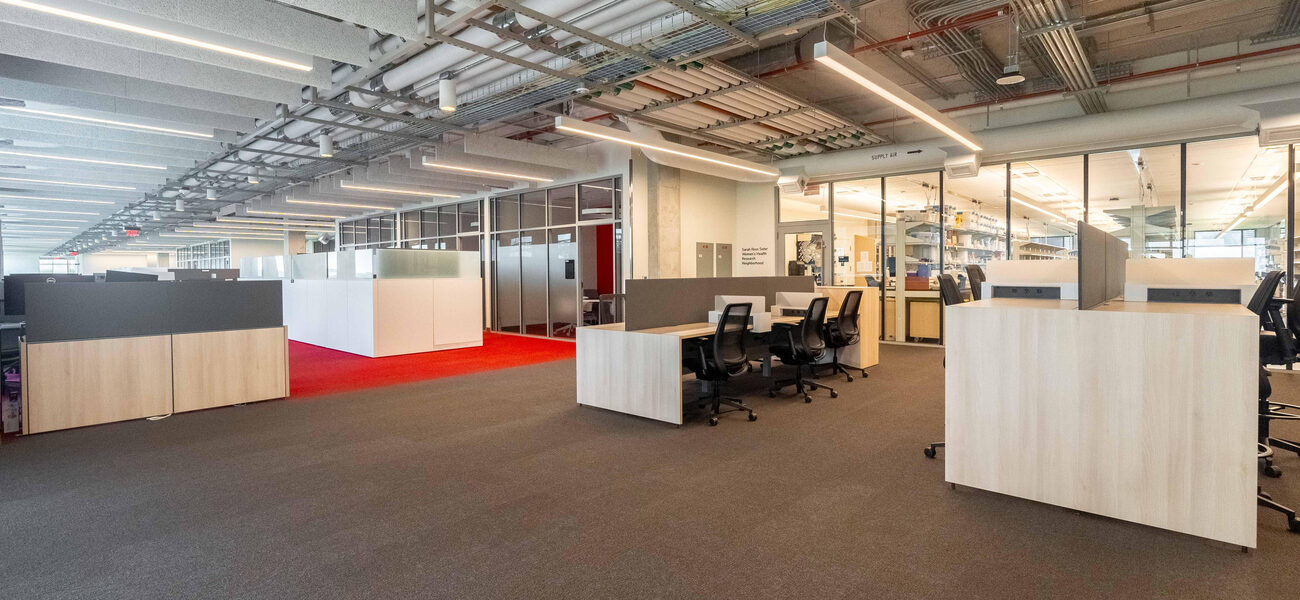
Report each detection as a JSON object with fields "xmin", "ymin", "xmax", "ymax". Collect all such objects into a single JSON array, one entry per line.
[
  {"xmin": 734, "ymin": 183, "xmax": 776, "ymax": 277},
  {"xmin": 678, "ymin": 170, "xmax": 738, "ymax": 278},
  {"xmin": 81, "ymin": 253, "xmax": 149, "ymax": 274},
  {"xmin": 3, "ymin": 252, "xmax": 40, "ymax": 275}
]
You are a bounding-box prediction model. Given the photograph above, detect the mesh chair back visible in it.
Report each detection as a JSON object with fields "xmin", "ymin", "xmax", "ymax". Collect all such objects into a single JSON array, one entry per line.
[
  {"xmin": 965, "ymin": 265, "xmax": 986, "ymax": 301},
  {"xmin": 712, "ymin": 303, "xmax": 751, "ymax": 373},
  {"xmin": 938, "ymin": 274, "xmax": 963, "ymax": 306},
  {"xmin": 799, "ymin": 297, "xmax": 829, "ymax": 352},
  {"xmin": 1248, "ymin": 271, "xmax": 1284, "ymax": 317},
  {"xmin": 837, "ymin": 290, "xmax": 861, "ymax": 338}
]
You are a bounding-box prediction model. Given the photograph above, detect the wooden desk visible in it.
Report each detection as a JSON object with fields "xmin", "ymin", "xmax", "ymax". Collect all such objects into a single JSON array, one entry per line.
[
  {"xmin": 945, "ymin": 298, "xmax": 1256, "ymax": 547},
  {"xmin": 576, "ymin": 311, "xmax": 840, "ymax": 425}
]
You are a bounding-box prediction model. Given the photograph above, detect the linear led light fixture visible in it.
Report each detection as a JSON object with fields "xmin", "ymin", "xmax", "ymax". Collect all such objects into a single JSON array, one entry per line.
[
  {"xmin": 0, "ymin": 0, "xmax": 312, "ymax": 71},
  {"xmin": 0, "ymin": 176, "xmax": 134, "ymax": 190},
  {"xmin": 1010, "ymin": 196, "xmax": 1066, "ymax": 221},
  {"xmin": 0, "ymin": 216, "xmax": 90, "ymax": 223},
  {"xmin": 812, "ymin": 41, "xmax": 983, "ymax": 152},
  {"xmin": 0, "ymin": 206, "xmax": 102, "ymax": 215},
  {"xmin": 0, "ymin": 193, "xmax": 115, "ymax": 205},
  {"xmin": 420, "ymin": 161, "xmax": 553, "ymax": 183},
  {"xmin": 0, "ymin": 149, "xmax": 165, "ymax": 170},
  {"xmin": 1, "ymin": 223, "xmax": 81, "ymax": 229},
  {"xmin": 160, "ymin": 233, "xmax": 282, "ymax": 240},
  {"xmin": 247, "ymin": 209, "xmax": 347, "ymax": 219},
  {"xmin": 0, "ymin": 105, "xmax": 213, "ymax": 139},
  {"xmin": 216, "ymin": 217, "xmax": 333, "ymax": 227},
  {"xmin": 174, "ymin": 228, "xmax": 288, "ymax": 236},
  {"xmin": 287, "ymin": 198, "xmax": 390, "ymax": 210},
  {"xmin": 190, "ymin": 223, "xmax": 329, "ymax": 233},
  {"xmin": 555, "ymin": 116, "xmax": 779, "ymax": 178},
  {"xmin": 338, "ymin": 182, "xmax": 459, "ymax": 198}
]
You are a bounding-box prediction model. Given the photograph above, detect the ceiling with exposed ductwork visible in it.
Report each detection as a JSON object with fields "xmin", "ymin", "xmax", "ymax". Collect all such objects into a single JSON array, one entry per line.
[{"xmin": 0, "ymin": 0, "xmax": 1296, "ymax": 257}]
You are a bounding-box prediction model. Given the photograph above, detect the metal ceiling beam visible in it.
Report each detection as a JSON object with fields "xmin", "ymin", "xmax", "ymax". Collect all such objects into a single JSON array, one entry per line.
[
  {"xmin": 565, "ymin": 102, "xmax": 775, "ymax": 158},
  {"xmin": 275, "ymin": 106, "xmax": 432, "ymax": 144},
  {"xmin": 497, "ymin": 1, "xmax": 676, "ymax": 68},
  {"xmin": 659, "ymin": 0, "xmax": 759, "ymax": 47},
  {"xmin": 424, "ymin": 30, "xmax": 588, "ymax": 83}
]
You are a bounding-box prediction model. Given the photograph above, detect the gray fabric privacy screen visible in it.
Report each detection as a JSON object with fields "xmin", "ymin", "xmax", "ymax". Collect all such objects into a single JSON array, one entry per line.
[
  {"xmin": 624, "ymin": 276, "xmax": 815, "ymax": 330},
  {"xmin": 24, "ymin": 280, "xmax": 282, "ymax": 342}
]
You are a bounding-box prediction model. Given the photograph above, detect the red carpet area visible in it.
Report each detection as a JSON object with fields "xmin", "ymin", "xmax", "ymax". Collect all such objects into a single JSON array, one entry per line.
[{"xmin": 288, "ymin": 333, "xmax": 575, "ymax": 398}]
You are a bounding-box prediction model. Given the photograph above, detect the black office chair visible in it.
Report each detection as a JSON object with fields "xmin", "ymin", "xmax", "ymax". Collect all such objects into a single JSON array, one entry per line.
[
  {"xmin": 924, "ymin": 274, "xmax": 965, "ymax": 459},
  {"xmin": 768, "ymin": 296, "xmax": 836, "ymax": 403},
  {"xmin": 965, "ymin": 264, "xmax": 986, "ymax": 301},
  {"xmin": 821, "ymin": 290, "xmax": 867, "ymax": 382},
  {"xmin": 1257, "ymin": 368, "xmax": 1300, "ymax": 532},
  {"xmin": 683, "ymin": 303, "xmax": 757, "ymax": 426},
  {"xmin": 1257, "ymin": 278, "xmax": 1300, "ymax": 468}
]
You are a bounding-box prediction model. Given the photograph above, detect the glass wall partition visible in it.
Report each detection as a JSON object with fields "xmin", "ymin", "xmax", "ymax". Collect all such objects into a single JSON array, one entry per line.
[
  {"xmin": 1088, "ymin": 145, "xmax": 1182, "ymax": 258},
  {"xmin": 944, "ymin": 165, "xmax": 1007, "ymax": 293},
  {"xmin": 886, "ymin": 172, "xmax": 941, "ymax": 342},
  {"xmin": 1186, "ymin": 137, "xmax": 1289, "ymax": 277},
  {"xmin": 1010, "ymin": 156, "xmax": 1082, "ymax": 259},
  {"xmin": 490, "ymin": 177, "xmax": 624, "ymax": 338}
]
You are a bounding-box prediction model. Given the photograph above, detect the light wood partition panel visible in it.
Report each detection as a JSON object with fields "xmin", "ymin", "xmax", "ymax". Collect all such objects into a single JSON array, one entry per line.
[
  {"xmin": 577, "ymin": 324, "xmax": 684, "ymax": 424},
  {"xmin": 23, "ymin": 335, "xmax": 173, "ymax": 434},
  {"xmin": 945, "ymin": 299, "xmax": 1256, "ymax": 547},
  {"xmin": 816, "ymin": 286, "xmax": 880, "ymax": 368},
  {"xmin": 172, "ymin": 327, "xmax": 289, "ymax": 413}
]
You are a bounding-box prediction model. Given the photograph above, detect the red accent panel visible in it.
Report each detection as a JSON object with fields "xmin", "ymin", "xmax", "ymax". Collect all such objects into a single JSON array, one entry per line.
[
  {"xmin": 596, "ymin": 224, "xmax": 614, "ymax": 295},
  {"xmin": 288, "ymin": 333, "xmax": 574, "ymax": 398}
]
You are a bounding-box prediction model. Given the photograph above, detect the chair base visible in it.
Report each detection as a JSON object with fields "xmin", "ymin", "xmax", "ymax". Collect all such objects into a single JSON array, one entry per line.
[
  {"xmin": 1268, "ymin": 435, "xmax": 1300, "ymax": 459},
  {"xmin": 923, "ymin": 442, "xmax": 944, "ymax": 459},
  {"xmin": 692, "ymin": 385, "xmax": 756, "ymax": 427},
  {"xmin": 816, "ymin": 347, "xmax": 868, "ymax": 382},
  {"xmin": 769, "ymin": 363, "xmax": 837, "ymax": 402},
  {"xmin": 1259, "ymin": 488, "xmax": 1300, "ymax": 533}
]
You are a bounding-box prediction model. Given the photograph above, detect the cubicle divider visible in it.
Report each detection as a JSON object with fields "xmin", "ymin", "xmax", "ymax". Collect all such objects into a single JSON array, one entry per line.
[
  {"xmin": 623, "ymin": 276, "xmax": 816, "ymax": 330},
  {"xmin": 20, "ymin": 281, "xmax": 288, "ymax": 434},
  {"xmin": 1077, "ymin": 221, "xmax": 1127, "ymax": 310}
]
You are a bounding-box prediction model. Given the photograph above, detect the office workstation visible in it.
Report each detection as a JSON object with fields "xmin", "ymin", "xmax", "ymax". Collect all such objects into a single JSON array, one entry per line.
[{"xmin": 5, "ymin": 1, "xmax": 1300, "ymax": 598}]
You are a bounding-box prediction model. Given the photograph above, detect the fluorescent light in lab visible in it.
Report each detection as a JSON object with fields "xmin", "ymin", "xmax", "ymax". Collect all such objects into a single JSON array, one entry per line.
[
  {"xmin": 554, "ymin": 116, "xmax": 780, "ymax": 178},
  {"xmin": 0, "ymin": 105, "xmax": 214, "ymax": 138},
  {"xmin": 216, "ymin": 217, "xmax": 333, "ymax": 227},
  {"xmin": 812, "ymin": 41, "xmax": 982, "ymax": 152},
  {"xmin": 421, "ymin": 161, "xmax": 552, "ymax": 183},
  {"xmin": 1010, "ymin": 196, "xmax": 1066, "ymax": 221},
  {"xmin": 287, "ymin": 198, "xmax": 390, "ymax": 210},
  {"xmin": 338, "ymin": 183, "xmax": 458, "ymax": 198},
  {"xmin": 247, "ymin": 209, "xmax": 347, "ymax": 219},
  {"xmin": 0, "ymin": 176, "xmax": 134, "ymax": 190},
  {"xmin": 0, "ymin": 0, "xmax": 312, "ymax": 71},
  {"xmin": 0, "ymin": 149, "xmax": 165, "ymax": 170}
]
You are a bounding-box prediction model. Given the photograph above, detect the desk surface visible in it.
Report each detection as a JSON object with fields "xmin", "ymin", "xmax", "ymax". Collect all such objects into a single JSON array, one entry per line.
[
  {"xmin": 585, "ymin": 312, "xmax": 839, "ymax": 339},
  {"xmin": 952, "ymin": 297, "xmax": 1253, "ymax": 317}
]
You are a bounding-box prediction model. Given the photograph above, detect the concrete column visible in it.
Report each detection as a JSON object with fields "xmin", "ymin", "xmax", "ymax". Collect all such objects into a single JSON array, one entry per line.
[{"xmin": 645, "ymin": 160, "xmax": 681, "ymax": 278}]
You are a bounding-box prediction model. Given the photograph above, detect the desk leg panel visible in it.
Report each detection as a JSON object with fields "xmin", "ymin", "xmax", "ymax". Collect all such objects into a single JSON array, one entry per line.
[
  {"xmin": 577, "ymin": 328, "xmax": 683, "ymax": 425},
  {"xmin": 173, "ymin": 327, "xmax": 289, "ymax": 413},
  {"xmin": 25, "ymin": 335, "xmax": 173, "ymax": 434}
]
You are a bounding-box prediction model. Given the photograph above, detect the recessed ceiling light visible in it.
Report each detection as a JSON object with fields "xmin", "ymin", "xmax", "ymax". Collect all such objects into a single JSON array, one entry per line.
[
  {"xmin": 0, "ymin": 176, "xmax": 134, "ymax": 190},
  {"xmin": 0, "ymin": 0, "xmax": 312, "ymax": 71}
]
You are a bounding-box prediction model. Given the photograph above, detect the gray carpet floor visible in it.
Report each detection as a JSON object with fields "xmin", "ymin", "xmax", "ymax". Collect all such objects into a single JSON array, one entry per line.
[{"xmin": 3, "ymin": 343, "xmax": 1300, "ymax": 600}]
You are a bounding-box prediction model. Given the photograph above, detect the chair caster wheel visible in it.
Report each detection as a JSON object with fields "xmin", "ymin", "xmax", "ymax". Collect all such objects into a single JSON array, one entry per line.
[
  {"xmin": 748, "ymin": 412, "xmax": 757, "ymax": 422},
  {"xmin": 1265, "ymin": 465, "xmax": 1283, "ymax": 478},
  {"xmin": 830, "ymin": 391, "xmax": 838, "ymax": 398},
  {"xmin": 924, "ymin": 448, "xmax": 937, "ymax": 458},
  {"xmin": 846, "ymin": 375, "xmax": 853, "ymax": 382},
  {"xmin": 804, "ymin": 395, "xmax": 812, "ymax": 403},
  {"xmin": 861, "ymin": 370, "xmax": 868, "ymax": 378},
  {"xmin": 1290, "ymin": 521, "xmax": 1300, "ymax": 534},
  {"xmin": 768, "ymin": 390, "xmax": 776, "ymax": 398},
  {"xmin": 708, "ymin": 417, "xmax": 719, "ymax": 426}
]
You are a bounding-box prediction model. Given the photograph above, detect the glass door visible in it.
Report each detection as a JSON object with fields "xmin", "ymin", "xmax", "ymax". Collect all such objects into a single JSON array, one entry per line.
[{"xmin": 777, "ymin": 224, "xmax": 832, "ymax": 285}]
